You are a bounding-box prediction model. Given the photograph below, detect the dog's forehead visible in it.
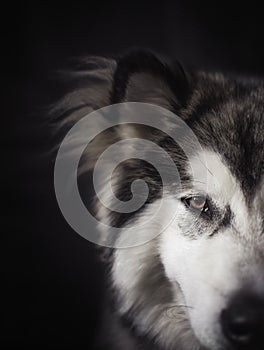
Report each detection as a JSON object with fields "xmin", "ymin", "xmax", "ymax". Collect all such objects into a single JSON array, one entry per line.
[
  {"xmin": 190, "ymin": 91, "xmax": 264, "ymax": 200},
  {"xmin": 188, "ymin": 150, "xmax": 236, "ymax": 199}
]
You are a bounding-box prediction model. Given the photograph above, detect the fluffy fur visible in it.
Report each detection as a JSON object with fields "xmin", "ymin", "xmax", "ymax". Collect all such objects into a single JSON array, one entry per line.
[{"xmin": 53, "ymin": 51, "xmax": 264, "ymax": 350}]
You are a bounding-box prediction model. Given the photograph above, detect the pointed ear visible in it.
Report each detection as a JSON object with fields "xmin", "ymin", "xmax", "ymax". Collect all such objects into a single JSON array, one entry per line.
[{"xmin": 111, "ymin": 50, "xmax": 191, "ymax": 111}]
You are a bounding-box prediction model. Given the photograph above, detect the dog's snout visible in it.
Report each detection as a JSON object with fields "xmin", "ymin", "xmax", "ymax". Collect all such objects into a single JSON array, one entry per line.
[{"xmin": 221, "ymin": 292, "xmax": 264, "ymax": 349}]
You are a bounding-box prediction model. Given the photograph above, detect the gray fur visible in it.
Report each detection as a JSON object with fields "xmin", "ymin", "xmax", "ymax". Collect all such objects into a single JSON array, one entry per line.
[{"xmin": 53, "ymin": 52, "xmax": 264, "ymax": 350}]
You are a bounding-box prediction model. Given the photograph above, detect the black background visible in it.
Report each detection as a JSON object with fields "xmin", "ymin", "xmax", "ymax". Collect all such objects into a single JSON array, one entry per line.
[{"xmin": 9, "ymin": 1, "xmax": 264, "ymax": 348}]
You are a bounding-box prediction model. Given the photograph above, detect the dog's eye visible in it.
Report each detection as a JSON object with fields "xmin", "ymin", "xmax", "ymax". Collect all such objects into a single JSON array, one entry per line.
[{"xmin": 182, "ymin": 195, "xmax": 209, "ymax": 213}]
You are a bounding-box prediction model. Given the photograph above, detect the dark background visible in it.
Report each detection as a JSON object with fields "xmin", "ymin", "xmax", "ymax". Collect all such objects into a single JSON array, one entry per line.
[{"xmin": 9, "ymin": 1, "xmax": 264, "ymax": 348}]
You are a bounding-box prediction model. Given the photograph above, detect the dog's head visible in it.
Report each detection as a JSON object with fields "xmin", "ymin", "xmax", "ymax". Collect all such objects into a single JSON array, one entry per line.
[{"xmin": 55, "ymin": 51, "xmax": 264, "ymax": 350}]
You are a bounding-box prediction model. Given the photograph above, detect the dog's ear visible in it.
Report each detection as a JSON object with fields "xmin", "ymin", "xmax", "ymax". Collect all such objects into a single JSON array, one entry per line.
[{"xmin": 111, "ymin": 50, "xmax": 191, "ymax": 112}]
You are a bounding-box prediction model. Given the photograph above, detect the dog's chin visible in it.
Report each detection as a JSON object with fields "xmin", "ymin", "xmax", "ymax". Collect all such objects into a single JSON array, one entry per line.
[
  {"xmin": 191, "ymin": 331, "xmax": 223, "ymax": 350},
  {"xmin": 192, "ymin": 335, "xmax": 229, "ymax": 350},
  {"xmin": 193, "ymin": 327, "xmax": 239, "ymax": 350},
  {"xmin": 188, "ymin": 313, "xmax": 228, "ymax": 350}
]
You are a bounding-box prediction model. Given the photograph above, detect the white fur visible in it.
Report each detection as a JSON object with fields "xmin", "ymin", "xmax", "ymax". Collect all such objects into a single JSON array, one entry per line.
[
  {"xmin": 160, "ymin": 150, "xmax": 264, "ymax": 349},
  {"xmin": 112, "ymin": 149, "xmax": 264, "ymax": 350}
]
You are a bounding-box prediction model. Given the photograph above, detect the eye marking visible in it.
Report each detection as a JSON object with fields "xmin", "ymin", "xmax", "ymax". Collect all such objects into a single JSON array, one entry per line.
[{"xmin": 182, "ymin": 195, "xmax": 209, "ymax": 214}]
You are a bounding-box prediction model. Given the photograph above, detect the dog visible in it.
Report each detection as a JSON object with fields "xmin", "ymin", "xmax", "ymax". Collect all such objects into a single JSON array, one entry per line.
[{"xmin": 53, "ymin": 51, "xmax": 264, "ymax": 350}]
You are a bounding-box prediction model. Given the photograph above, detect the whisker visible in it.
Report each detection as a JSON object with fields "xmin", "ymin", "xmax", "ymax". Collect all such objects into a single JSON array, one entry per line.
[
  {"xmin": 191, "ymin": 154, "xmax": 215, "ymax": 178},
  {"xmin": 199, "ymin": 277, "xmax": 227, "ymax": 298}
]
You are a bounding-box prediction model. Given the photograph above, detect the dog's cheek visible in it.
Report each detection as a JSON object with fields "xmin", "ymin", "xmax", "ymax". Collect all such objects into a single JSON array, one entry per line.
[{"xmin": 159, "ymin": 228, "xmax": 243, "ymax": 339}]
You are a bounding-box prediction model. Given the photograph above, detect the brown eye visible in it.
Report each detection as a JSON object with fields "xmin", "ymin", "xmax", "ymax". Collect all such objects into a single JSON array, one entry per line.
[{"xmin": 183, "ymin": 195, "xmax": 208, "ymax": 212}]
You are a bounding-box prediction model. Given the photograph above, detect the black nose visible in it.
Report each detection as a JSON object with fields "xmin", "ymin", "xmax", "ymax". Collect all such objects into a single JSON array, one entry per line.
[{"xmin": 221, "ymin": 293, "xmax": 264, "ymax": 349}]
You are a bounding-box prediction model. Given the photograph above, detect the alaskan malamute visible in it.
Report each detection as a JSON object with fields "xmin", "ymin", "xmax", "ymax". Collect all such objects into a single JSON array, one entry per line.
[{"xmin": 53, "ymin": 51, "xmax": 264, "ymax": 350}]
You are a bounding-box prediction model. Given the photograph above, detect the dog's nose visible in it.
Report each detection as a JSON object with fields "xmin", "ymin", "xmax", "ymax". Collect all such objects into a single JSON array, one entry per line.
[{"xmin": 221, "ymin": 292, "xmax": 264, "ymax": 348}]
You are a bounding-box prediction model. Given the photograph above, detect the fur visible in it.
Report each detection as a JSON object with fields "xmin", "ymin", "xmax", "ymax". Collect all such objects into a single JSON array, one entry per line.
[{"xmin": 52, "ymin": 51, "xmax": 264, "ymax": 350}]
